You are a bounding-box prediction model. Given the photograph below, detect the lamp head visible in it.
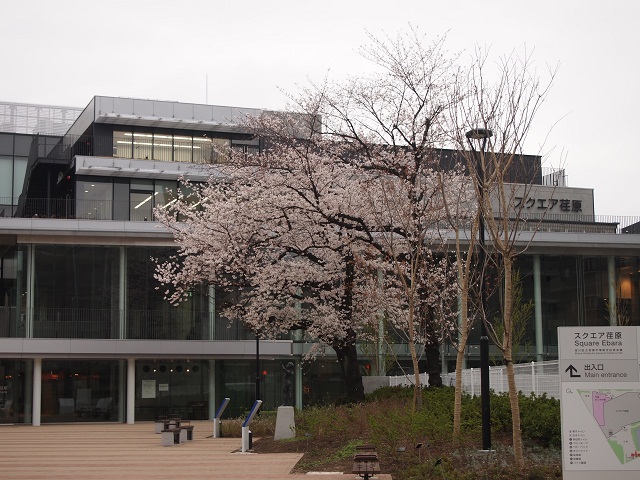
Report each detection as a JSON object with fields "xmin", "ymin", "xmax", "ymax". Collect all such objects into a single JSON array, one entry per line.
[{"xmin": 465, "ymin": 128, "xmax": 493, "ymax": 140}]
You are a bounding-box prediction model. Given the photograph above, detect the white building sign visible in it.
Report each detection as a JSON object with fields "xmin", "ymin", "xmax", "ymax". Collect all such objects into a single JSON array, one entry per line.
[
  {"xmin": 141, "ymin": 379, "xmax": 156, "ymax": 399},
  {"xmin": 559, "ymin": 326, "xmax": 640, "ymax": 480}
]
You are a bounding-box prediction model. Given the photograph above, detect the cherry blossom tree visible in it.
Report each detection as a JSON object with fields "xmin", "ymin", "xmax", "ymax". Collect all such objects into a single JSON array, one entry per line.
[
  {"xmin": 294, "ymin": 30, "xmax": 465, "ymax": 410},
  {"xmin": 154, "ymin": 148, "xmax": 375, "ymax": 402}
]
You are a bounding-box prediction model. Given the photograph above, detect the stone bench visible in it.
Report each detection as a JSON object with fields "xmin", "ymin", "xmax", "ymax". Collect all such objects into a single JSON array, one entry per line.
[
  {"xmin": 160, "ymin": 422, "xmax": 194, "ymax": 446},
  {"xmin": 161, "ymin": 428, "xmax": 182, "ymax": 447},
  {"xmin": 181, "ymin": 421, "xmax": 194, "ymax": 441}
]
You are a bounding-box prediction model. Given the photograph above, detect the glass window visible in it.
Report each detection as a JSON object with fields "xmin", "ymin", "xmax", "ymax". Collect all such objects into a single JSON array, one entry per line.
[
  {"xmin": 12, "ymin": 157, "xmax": 27, "ymax": 204},
  {"xmin": 32, "ymin": 245, "xmax": 121, "ymax": 338},
  {"xmin": 113, "ymin": 180, "xmax": 129, "ymax": 221},
  {"xmin": 41, "ymin": 359, "xmax": 122, "ymax": 423},
  {"xmin": 173, "ymin": 135, "xmax": 192, "ymax": 163},
  {"xmin": 13, "ymin": 135, "xmax": 32, "ymax": 156},
  {"xmin": 132, "ymin": 132, "xmax": 153, "ymax": 160},
  {"xmin": 135, "ymin": 359, "xmax": 210, "ymax": 420},
  {"xmin": 197, "ymin": 137, "xmax": 230, "ymax": 164},
  {"xmin": 616, "ymin": 256, "xmax": 640, "ymax": 326},
  {"xmin": 541, "ymin": 256, "xmax": 580, "ymax": 352},
  {"xmin": 113, "ymin": 131, "xmax": 132, "ymax": 158},
  {"xmin": 0, "ymin": 157, "xmax": 12, "ymax": 205},
  {"xmin": 583, "ymin": 257, "xmax": 608, "ymax": 327},
  {"xmin": 152, "ymin": 133, "xmax": 172, "ymax": 162},
  {"xmin": 0, "ymin": 359, "xmax": 30, "ymax": 424},
  {"xmin": 192, "ymin": 136, "xmax": 210, "ymax": 164},
  {"xmin": 0, "ymin": 134, "xmax": 13, "ymax": 155},
  {"xmin": 129, "ymin": 180, "xmax": 154, "ymax": 222},
  {"xmin": 154, "ymin": 180, "xmax": 177, "ymax": 212},
  {"xmin": 76, "ymin": 179, "xmax": 113, "ymax": 220}
]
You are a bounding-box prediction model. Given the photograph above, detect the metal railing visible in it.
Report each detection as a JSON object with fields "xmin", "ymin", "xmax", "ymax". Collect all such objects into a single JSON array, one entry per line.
[
  {"xmin": 0, "ymin": 307, "xmax": 257, "ymax": 341},
  {"xmin": 14, "ymin": 197, "xmax": 640, "ymax": 234},
  {"xmin": 440, "ymin": 360, "xmax": 560, "ymax": 399},
  {"xmin": 44, "ymin": 134, "xmax": 249, "ymax": 164},
  {"xmin": 385, "ymin": 361, "xmax": 560, "ymax": 399}
]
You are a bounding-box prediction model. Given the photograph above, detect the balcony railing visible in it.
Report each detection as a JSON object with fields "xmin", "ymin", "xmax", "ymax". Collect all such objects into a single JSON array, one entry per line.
[
  {"xmin": 45, "ymin": 134, "xmax": 254, "ymax": 164},
  {"xmin": 14, "ymin": 198, "xmax": 640, "ymax": 234},
  {"xmin": 21, "ymin": 198, "xmax": 150, "ymax": 221},
  {"xmin": 0, "ymin": 307, "xmax": 258, "ymax": 341}
]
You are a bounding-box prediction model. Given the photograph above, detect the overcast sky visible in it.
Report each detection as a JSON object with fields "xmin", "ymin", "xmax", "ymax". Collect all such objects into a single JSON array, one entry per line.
[{"xmin": 2, "ymin": 0, "xmax": 639, "ymax": 217}]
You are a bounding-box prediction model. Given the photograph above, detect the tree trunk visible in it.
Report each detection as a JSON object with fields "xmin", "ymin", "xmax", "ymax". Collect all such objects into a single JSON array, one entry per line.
[
  {"xmin": 452, "ymin": 285, "xmax": 469, "ymax": 443},
  {"xmin": 333, "ymin": 338, "xmax": 365, "ymax": 403},
  {"xmin": 503, "ymin": 257, "xmax": 524, "ymax": 465},
  {"xmin": 505, "ymin": 358, "xmax": 523, "ymax": 465},
  {"xmin": 425, "ymin": 340, "xmax": 442, "ymax": 387},
  {"xmin": 332, "ymin": 251, "xmax": 365, "ymax": 403},
  {"xmin": 407, "ymin": 299, "xmax": 423, "ymax": 412}
]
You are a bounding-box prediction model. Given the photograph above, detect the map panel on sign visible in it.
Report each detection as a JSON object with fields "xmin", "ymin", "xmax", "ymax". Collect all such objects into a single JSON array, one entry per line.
[{"xmin": 577, "ymin": 389, "xmax": 640, "ymax": 465}]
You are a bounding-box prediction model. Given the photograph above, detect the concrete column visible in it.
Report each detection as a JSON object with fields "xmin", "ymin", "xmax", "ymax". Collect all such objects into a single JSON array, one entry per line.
[
  {"xmin": 533, "ymin": 255, "xmax": 544, "ymax": 362},
  {"xmin": 32, "ymin": 358, "xmax": 41, "ymax": 426},
  {"xmin": 607, "ymin": 256, "xmax": 617, "ymax": 326},
  {"xmin": 127, "ymin": 358, "xmax": 135, "ymax": 424}
]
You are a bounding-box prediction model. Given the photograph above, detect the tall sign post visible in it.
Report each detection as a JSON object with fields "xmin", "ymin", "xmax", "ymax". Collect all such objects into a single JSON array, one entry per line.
[{"xmin": 559, "ymin": 326, "xmax": 640, "ymax": 479}]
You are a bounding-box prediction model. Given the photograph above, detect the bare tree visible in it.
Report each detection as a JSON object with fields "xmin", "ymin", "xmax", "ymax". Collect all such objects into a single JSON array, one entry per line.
[
  {"xmin": 437, "ymin": 167, "xmax": 479, "ymax": 443},
  {"xmin": 450, "ymin": 48, "xmax": 556, "ymax": 465}
]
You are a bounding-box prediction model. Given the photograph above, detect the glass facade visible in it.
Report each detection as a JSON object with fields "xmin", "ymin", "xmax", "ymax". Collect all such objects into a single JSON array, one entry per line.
[
  {"xmin": 32, "ymin": 245, "xmax": 121, "ymax": 338},
  {"xmin": 76, "ymin": 176, "xmax": 180, "ymax": 221},
  {"xmin": 113, "ymin": 131, "xmax": 230, "ymax": 164},
  {"xmin": 127, "ymin": 246, "xmax": 210, "ymax": 340},
  {"xmin": 0, "ymin": 359, "xmax": 30, "ymax": 424},
  {"xmin": 135, "ymin": 359, "xmax": 210, "ymax": 421},
  {"xmin": 40, "ymin": 359, "xmax": 123, "ymax": 423},
  {"xmin": 0, "ymin": 237, "xmax": 638, "ymax": 422},
  {"xmin": 0, "ymin": 132, "xmax": 32, "ymax": 216},
  {"xmin": 134, "ymin": 358, "xmax": 298, "ymax": 420}
]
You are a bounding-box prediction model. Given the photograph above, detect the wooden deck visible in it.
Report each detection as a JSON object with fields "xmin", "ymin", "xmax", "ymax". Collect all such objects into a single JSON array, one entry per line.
[{"xmin": 0, "ymin": 421, "xmax": 392, "ymax": 479}]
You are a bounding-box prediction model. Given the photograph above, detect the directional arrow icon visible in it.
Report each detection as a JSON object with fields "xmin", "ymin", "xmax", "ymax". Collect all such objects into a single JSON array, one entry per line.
[{"xmin": 565, "ymin": 364, "xmax": 580, "ymax": 377}]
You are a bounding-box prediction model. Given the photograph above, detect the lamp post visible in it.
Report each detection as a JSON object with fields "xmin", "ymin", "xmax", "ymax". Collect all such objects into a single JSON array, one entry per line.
[
  {"xmin": 466, "ymin": 127, "xmax": 493, "ymax": 452},
  {"xmin": 255, "ymin": 333, "xmax": 261, "ymax": 401}
]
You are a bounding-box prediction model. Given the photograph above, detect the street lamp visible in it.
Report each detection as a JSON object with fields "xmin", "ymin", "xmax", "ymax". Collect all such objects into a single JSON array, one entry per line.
[
  {"xmin": 255, "ymin": 332, "xmax": 261, "ymax": 401},
  {"xmin": 466, "ymin": 127, "xmax": 493, "ymax": 452}
]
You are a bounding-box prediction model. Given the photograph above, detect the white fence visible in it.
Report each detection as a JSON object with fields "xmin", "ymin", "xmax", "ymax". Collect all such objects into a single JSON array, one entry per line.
[{"xmin": 388, "ymin": 360, "xmax": 560, "ymax": 399}]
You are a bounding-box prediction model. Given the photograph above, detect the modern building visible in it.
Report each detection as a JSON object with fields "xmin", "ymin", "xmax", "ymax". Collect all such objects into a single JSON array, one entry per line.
[{"xmin": 0, "ymin": 96, "xmax": 638, "ymax": 425}]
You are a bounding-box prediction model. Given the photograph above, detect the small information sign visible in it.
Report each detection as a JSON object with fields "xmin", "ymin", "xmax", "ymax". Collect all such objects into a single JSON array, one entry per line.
[{"xmin": 559, "ymin": 326, "xmax": 640, "ymax": 480}]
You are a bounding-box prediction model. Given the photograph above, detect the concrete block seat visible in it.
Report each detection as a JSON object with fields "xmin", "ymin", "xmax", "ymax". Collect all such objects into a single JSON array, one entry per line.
[{"xmin": 161, "ymin": 428, "xmax": 182, "ymax": 447}]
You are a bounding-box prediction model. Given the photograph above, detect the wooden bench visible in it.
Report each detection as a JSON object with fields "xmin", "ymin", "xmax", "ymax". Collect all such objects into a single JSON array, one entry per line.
[{"xmin": 353, "ymin": 445, "xmax": 380, "ymax": 480}]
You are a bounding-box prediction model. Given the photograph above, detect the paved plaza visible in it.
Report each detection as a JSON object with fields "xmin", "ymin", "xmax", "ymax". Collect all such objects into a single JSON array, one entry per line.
[{"xmin": 0, "ymin": 421, "xmax": 391, "ymax": 480}]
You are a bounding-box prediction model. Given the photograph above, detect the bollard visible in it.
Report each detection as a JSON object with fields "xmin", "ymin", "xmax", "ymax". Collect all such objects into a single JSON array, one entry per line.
[
  {"xmin": 241, "ymin": 400, "xmax": 262, "ymax": 453},
  {"xmin": 213, "ymin": 398, "xmax": 230, "ymax": 438}
]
